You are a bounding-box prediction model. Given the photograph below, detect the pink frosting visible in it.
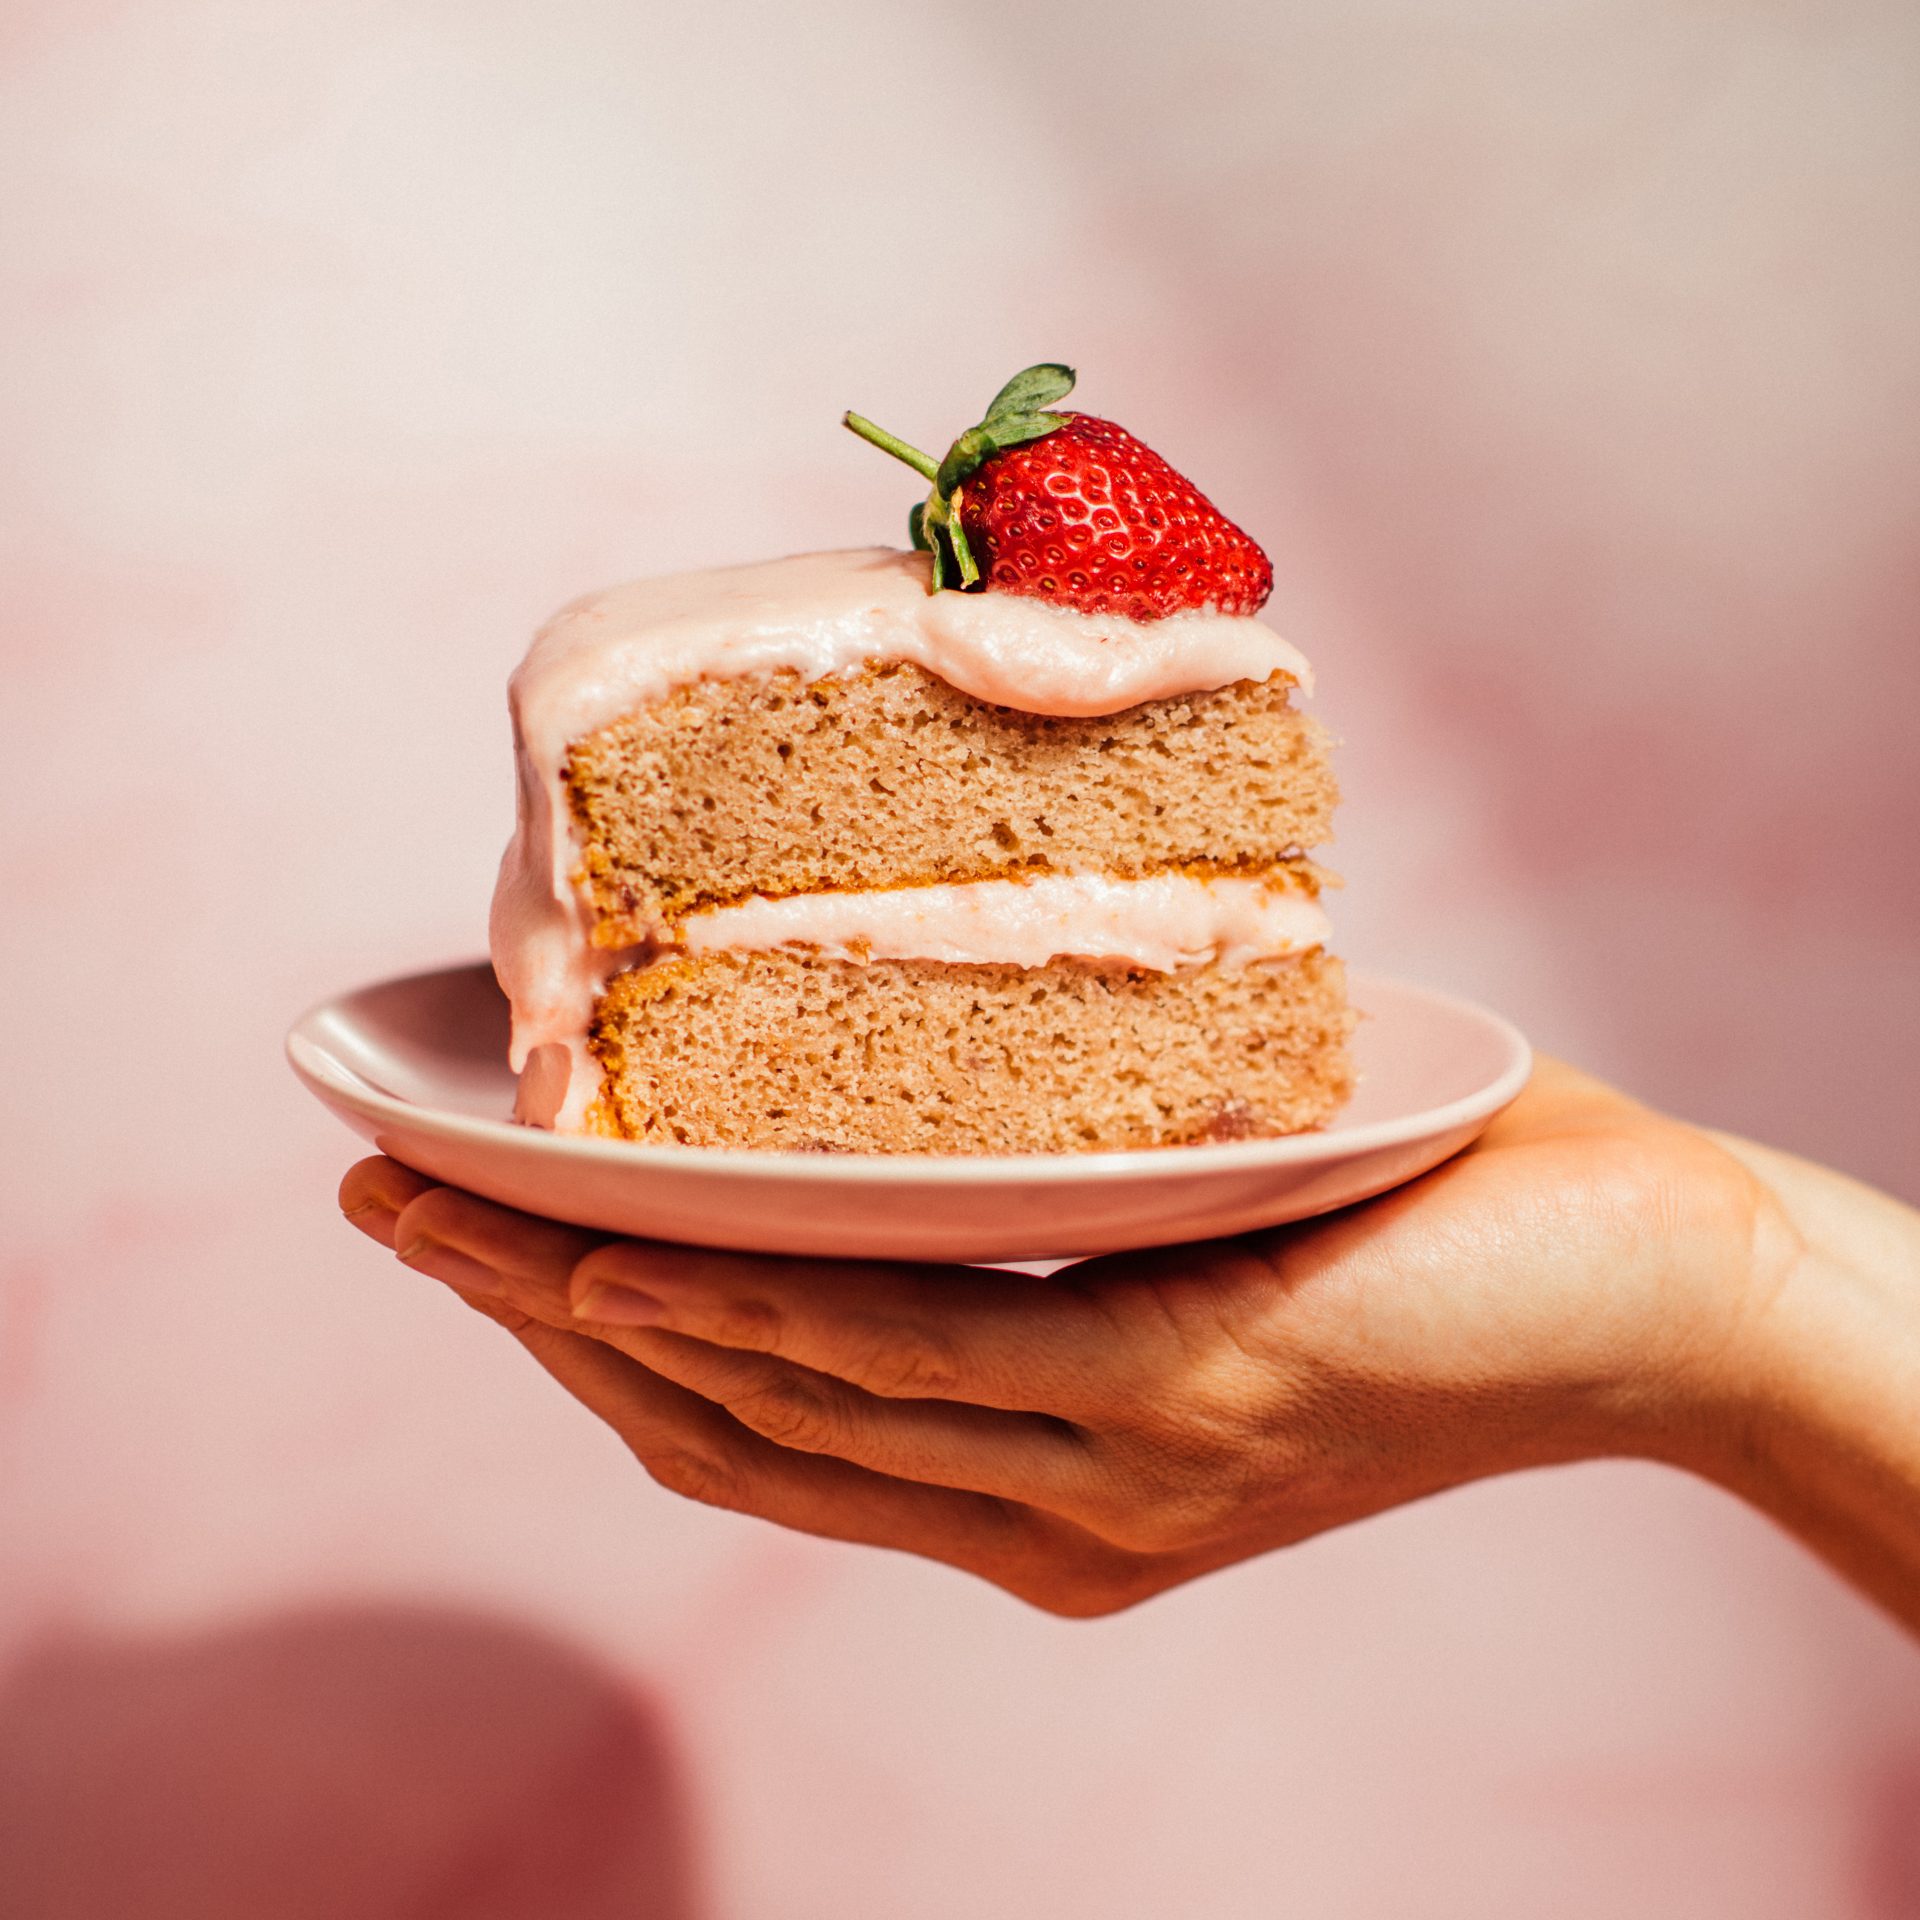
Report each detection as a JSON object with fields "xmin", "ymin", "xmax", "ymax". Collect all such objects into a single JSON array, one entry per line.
[
  {"xmin": 678, "ymin": 871, "xmax": 1329, "ymax": 972},
  {"xmin": 490, "ymin": 547, "xmax": 1320, "ymax": 1130}
]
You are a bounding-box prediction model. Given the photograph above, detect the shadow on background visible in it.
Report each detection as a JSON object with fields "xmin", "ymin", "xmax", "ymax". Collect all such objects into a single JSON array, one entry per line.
[
  {"xmin": 0, "ymin": 1603, "xmax": 703, "ymax": 1919},
  {"xmin": 1862, "ymin": 1751, "xmax": 1920, "ymax": 1920}
]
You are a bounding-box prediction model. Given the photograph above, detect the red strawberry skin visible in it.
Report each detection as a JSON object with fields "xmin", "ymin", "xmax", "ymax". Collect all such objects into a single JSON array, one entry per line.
[{"xmin": 958, "ymin": 413, "xmax": 1273, "ymax": 621}]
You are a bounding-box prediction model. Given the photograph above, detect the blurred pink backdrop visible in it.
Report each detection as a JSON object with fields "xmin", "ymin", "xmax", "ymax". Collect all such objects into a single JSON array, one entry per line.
[{"xmin": 3, "ymin": 1, "xmax": 1918, "ymax": 1914}]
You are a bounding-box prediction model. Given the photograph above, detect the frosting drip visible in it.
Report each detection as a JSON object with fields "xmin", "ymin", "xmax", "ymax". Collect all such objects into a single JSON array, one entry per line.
[{"xmin": 490, "ymin": 546, "xmax": 1321, "ymax": 1131}]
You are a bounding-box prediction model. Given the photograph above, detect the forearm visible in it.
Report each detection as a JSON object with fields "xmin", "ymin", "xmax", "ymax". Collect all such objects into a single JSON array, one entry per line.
[{"xmin": 1699, "ymin": 1134, "xmax": 1920, "ymax": 1633}]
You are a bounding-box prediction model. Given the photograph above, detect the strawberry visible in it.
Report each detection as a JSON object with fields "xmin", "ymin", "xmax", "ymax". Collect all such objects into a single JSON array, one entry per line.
[{"xmin": 843, "ymin": 363, "xmax": 1272, "ymax": 620}]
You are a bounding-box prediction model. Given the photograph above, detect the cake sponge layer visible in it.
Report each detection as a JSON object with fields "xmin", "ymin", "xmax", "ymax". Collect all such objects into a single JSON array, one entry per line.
[
  {"xmin": 567, "ymin": 662, "xmax": 1335, "ymax": 944},
  {"xmin": 587, "ymin": 947, "xmax": 1353, "ymax": 1154}
]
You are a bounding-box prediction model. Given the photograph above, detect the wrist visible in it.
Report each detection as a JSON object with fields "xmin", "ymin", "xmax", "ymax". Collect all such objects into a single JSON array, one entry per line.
[{"xmin": 1670, "ymin": 1134, "xmax": 1920, "ymax": 1627}]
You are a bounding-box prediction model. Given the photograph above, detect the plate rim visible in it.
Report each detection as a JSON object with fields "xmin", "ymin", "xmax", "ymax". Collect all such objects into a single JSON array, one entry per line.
[{"xmin": 287, "ymin": 960, "xmax": 1533, "ymax": 1188}]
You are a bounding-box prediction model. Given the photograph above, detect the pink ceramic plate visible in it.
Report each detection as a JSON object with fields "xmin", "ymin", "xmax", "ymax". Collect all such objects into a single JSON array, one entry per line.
[{"xmin": 288, "ymin": 962, "xmax": 1530, "ymax": 1264}]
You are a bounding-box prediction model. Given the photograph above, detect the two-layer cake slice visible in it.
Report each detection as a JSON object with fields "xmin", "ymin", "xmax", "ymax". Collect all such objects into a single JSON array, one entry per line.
[{"xmin": 490, "ymin": 546, "xmax": 1352, "ymax": 1152}]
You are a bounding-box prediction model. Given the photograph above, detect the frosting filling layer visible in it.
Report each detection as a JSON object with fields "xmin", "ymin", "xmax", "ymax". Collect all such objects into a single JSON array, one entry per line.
[{"xmin": 677, "ymin": 870, "xmax": 1329, "ymax": 972}]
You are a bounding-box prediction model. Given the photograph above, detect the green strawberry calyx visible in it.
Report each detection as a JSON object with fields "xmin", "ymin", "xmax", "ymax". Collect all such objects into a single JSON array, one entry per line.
[{"xmin": 842, "ymin": 363, "xmax": 1075, "ymax": 591}]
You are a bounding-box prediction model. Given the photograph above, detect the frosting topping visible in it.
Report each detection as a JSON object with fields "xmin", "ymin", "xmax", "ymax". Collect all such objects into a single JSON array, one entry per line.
[{"xmin": 508, "ymin": 546, "xmax": 1311, "ymax": 774}]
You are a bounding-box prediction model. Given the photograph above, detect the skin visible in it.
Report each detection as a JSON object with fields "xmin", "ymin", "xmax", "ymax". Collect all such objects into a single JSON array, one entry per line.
[{"xmin": 338, "ymin": 1059, "xmax": 1920, "ymax": 1629}]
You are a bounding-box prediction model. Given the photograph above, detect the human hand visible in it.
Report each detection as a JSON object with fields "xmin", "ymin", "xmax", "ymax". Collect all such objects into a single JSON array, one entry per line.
[{"xmin": 339, "ymin": 1058, "xmax": 1918, "ymax": 1622}]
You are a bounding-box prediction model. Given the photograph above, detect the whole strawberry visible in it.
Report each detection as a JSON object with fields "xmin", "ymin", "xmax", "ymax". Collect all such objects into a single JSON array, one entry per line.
[{"xmin": 843, "ymin": 363, "xmax": 1272, "ymax": 621}]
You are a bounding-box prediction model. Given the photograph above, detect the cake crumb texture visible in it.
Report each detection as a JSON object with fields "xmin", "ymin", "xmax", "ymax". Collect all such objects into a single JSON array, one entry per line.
[
  {"xmin": 588, "ymin": 948, "xmax": 1354, "ymax": 1154},
  {"xmin": 566, "ymin": 662, "xmax": 1336, "ymax": 942}
]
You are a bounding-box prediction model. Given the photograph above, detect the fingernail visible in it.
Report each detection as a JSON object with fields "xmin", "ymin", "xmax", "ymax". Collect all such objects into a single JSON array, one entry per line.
[
  {"xmin": 575, "ymin": 1283, "xmax": 666, "ymax": 1327},
  {"xmin": 342, "ymin": 1200, "xmax": 390, "ymax": 1220},
  {"xmin": 396, "ymin": 1237, "xmax": 503, "ymax": 1297}
]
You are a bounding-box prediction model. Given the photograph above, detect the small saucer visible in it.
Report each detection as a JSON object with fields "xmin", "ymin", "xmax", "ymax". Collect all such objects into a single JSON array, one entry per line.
[{"xmin": 288, "ymin": 962, "xmax": 1530, "ymax": 1264}]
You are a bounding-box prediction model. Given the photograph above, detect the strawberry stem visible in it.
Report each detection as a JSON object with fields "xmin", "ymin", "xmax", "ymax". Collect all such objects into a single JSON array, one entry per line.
[
  {"xmin": 946, "ymin": 490, "xmax": 981, "ymax": 586},
  {"xmin": 841, "ymin": 411, "xmax": 940, "ymax": 482},
  {"xmin": 843, "ymin": 367, "xmax": 1075, "ymax": 595}
]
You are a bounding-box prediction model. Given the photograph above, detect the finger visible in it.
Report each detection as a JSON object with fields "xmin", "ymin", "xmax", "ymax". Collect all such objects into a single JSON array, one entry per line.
[
  {"xmin": 382, "ymin": 1222, "xmax": 1111, "ymax": 1521},
  {"xmin": 389, "ymin": 1195, "xmax": 1261, "ymax": 1560},
  {"xmin": 339, "ymin": 1157, "xmax": 440, "ymax": 1249},
  {"xmin": 452, "ymin": 1291, "xmax": 1140, "ymax": 1606},
  {"xmin": 567, "ymin": 1242, "xmax": 1130, "ymax": 1417},
  {"xmin": 389, "ymin": 1184, "xmax": 604, "ymax": 1303},
  {"xmin": 1478, "ymin": 1055, "xmax": 1640, "ymax": 1145},
  {"xmin": 625, "ymin": 1329, "xmax": 1104, "ymax": 1510}
]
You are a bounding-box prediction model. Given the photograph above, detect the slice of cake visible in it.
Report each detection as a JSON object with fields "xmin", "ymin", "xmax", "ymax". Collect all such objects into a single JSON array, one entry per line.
[{"xmin": 490, "ymin": 366, "xmax": 1352, "ymax": 1152}]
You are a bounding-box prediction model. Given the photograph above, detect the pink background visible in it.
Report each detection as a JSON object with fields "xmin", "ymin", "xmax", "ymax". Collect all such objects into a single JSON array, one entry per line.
[{"xmin": 4, "ymin": 1, "xmax": 1919, "ymax": 1913}]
